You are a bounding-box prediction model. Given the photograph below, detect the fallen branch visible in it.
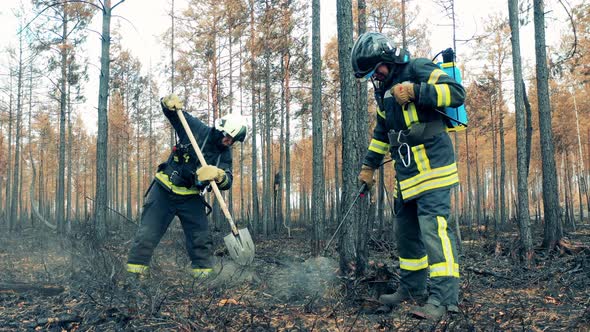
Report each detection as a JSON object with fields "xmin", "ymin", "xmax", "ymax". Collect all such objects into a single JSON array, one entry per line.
[
  {"xmin": 465, "ymin": 267, "xmax": 511, "ymax": 279},
  {"xmin": 0, "ymin": 282, "xmax": 64, "ymax": 296},
  {"xmin": 30, "ymin": 314, "xmax": 80, "ymax": 328},
  {"xmin": 85, "ymin": 196, "xmax": 137, "ymax": 226},
  {"xmin": 557, "ymin": 238, "xmax": 589, "ymax": 255}
]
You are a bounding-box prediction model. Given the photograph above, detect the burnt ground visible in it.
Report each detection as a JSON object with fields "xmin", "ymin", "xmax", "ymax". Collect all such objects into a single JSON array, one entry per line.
[{"xmin": 0, "ymin": 219, "xmax": 589, "ymax": 331}]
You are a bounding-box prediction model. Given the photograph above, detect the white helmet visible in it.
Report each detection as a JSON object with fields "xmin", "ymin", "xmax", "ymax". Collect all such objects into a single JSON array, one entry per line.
[{"xmin": 215, "ymin": 113, "xmax": 248, "ymax": 142}]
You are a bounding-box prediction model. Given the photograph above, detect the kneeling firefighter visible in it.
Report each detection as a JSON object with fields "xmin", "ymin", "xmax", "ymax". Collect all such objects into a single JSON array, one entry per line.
[
  {"xmin": 126, "ymin": 94, "xmax": 247, "ymax": 279},
  {"xmin": 351, "ymin": 32, "xmax": 466, "ymax": 320}
]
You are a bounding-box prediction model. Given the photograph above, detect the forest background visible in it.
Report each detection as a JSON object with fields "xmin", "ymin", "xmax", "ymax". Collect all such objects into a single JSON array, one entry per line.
[{"xmin": 0, "ymin": 0, "xmax": 589, "ymax": 330}]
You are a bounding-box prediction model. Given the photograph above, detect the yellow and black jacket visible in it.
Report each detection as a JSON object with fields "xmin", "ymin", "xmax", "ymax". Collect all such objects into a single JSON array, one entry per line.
[
  {"xmin": 155, "ymin": 105, "xmax": 232, "ymax": 195},
  {"xmin": 364, "ymin": 58, "xmax": 465, "ymax": 201}
]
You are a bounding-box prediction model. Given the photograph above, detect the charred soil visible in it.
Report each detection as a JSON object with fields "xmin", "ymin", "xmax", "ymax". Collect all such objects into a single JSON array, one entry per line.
[{"xmin": 0, "ymin": 221, "xmax": 589, "ymax": 331}]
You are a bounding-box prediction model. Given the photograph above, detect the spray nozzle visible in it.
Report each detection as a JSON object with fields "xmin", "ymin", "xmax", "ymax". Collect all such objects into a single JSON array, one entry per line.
[{"xmin": 442, "ymin": 48, "xmax": 455, "ymax": 63}]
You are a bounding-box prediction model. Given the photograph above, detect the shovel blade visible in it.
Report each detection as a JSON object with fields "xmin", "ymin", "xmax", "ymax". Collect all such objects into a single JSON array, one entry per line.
[{"xmin": 223, "ymin": 228, "xmax": 255, "ymax": 266}]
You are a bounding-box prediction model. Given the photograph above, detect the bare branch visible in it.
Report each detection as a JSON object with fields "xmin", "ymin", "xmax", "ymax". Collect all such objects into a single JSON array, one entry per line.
[
  {"xmin": 554, "ymin": 0, "xmax": 577, "ymax": 64},
  {"xmin": 21, "ymin": 1, "xmax": 101, "ymax": 35},
  {"xmin": 112, "ymin": 0, "xmax": 126, "ymax": 11},
  {"xmin": 111, "ymin": 14, "xmax": 138, "ymax": 35}
]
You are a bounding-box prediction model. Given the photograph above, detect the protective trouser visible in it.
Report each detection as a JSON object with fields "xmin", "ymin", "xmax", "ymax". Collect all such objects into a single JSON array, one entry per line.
[
  {"xmin": 127, "ymin": 182, "xmax": 212, "ymax": 272},
  {"xmin": 395, "ymin": 187, "xmax": 459, "ymax": 307}
]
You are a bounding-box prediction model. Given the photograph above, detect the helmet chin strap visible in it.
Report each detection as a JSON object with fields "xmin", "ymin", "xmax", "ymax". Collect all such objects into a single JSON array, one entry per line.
[
  {"xmin": 382, "ymin": 64, "xmax": 397, "ymax": 89},
  {"xmin": 370, "ymin": 77, "xmax": 379, "ymax": 91},
  {"xmin": 368, "ymin": 63, "xmax": 396, "ymax": 92}
]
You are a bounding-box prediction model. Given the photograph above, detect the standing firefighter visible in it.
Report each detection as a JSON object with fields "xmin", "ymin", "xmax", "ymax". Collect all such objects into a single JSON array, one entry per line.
[
  {"xmin": 351, "ymin": 32, "xmax": 465, "ymax": 320},
  {"xmin": 127, "ymin": 94, "xmax": 247, "ymax": 279}
]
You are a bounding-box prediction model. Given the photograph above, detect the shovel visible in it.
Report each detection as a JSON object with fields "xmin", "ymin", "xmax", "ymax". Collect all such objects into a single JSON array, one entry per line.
[{"xmin": 176, "ymin": 109, "xmax": 255, "ymax": 266}]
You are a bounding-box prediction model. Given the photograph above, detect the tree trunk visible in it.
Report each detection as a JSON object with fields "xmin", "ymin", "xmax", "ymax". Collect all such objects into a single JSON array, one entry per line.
[
  {"xmin": 136, "ymin": 108, "xmax": 141, "ymax": 219},
  {"xmin": 565, "ymin": 152, "xmax": 576, "ymax": 230},
  {"xmin": 249, "ymin": 0, "xmax": 260, "ymax": 233},
  {"xmin": 570, "ymin": 90, "xmax": 585, "ymax": 223},
  {"xmin": 499, "ymin": 84, "xmax": 506, "ymax": 230},
  {"xmin": 587, "ymin": 128, "xmax": 590, "ymax": 214},
  {"xmin": 39, "ymin": 148, "xmax": 44, "ymax": 221},
  {"xmin": 534, "ymin": 0, "xmax": 562, "ymax": 249},
  {"xmin": 0, "ymin": 119, "xmax": 4, "ymax": 227},
  {"xmin": 311, "ymin": 0, "xmax": 325, "ymax": 255},
  {"xmin": 67, "ymin": 73, "xmax": 72, "ymax": 230},
  {"xmin": 489, "ymin": 96, "xmax": 498, "ymax": 238},
  {"xmin": 75, "ymin": 140, "xmax": 80, "ymax": 223},
  {"xmin": 377, "ymin": 167, "xmax": 385, "ymax": 238},
  {"xmin": 448, "ymin": 0, "xmax": 463, "ymax": 250},
  {"xmin": 83, "ymin": 155, "xmax": 87, "ymax": 221},
  {"xmin": 18, "ymin": 151, "xmax": 24, "ymax": 230},
  {"xmin": 239, "ymin": 39, "xmax": 245, "ymax": 223},
  {"xmin": 508, "ymin": 0, "xmax": 533, "ymax": 262},
  {"xmin": 6, "ymin": 70, "xmax": 13, "ymax": 228},
  {"xmin": 126, "ymin": 132, "xmax": 132, "ymax": 221},
  {"xmin": 475, "ymin": 134, "xmax": 482, "ymax": 234},
  {"xmin": 149, "ymin": 71, "xmax": 155, "ymax": 206},
  {"xmin": 211, "ymin": 34, "xmax": 219, "ymax": 121},
  {"xmin": 401, "ymin": 0, "xmax": 406, "ymax": 48},
  {"xmin": 277, "ymin": 60, "xmax": 284, "ymax": 234},
  {"xmin": 169, "ymin": 0, "xmax": 176, "ymax": 148},
  {"xmin": 465, "ymin": 128, "xmax": 473, "ymax": 235},
  {"xmin": 28, "ymin": 64, "xmax": 34, "ymax": 227},
  {"xmin": 278, "ymin": 0, "xmax": 291, "ymax": 236},
  {"xmin": 10, "ymin": 32, "xmax": 24, "ymax": 232},
  {"xmin": 522, "ymin": 80, "xmax": 532, "ymax": 176},
  {"xmin": 354, "ymin": 0, "xmax": 370, "ymax": 276},
  {"xmin": 336, "ymin": 0, "xmax": 359, "ymax": 275},
  {"xmin": 263, "ymin": 46, "xmax": 272, "ymax": 237},
  {"xmin": 493, "ymin": 101, "xmax": 499, "ymax": 238},
  {"xmin": 56, "ymin": 6, "xmax": 68, "ymax": 233},
  {"xmin": 95, "ymin": 1, "xmax": 116, "ymax": 238},
  {"xmin": 113, "ymin": 137, "xmax": 119, "ymax": 223},
  {"xmin": 333, "ymin": 106, "xmax": 340, "ymax": 226},
  {"xmin": 228, "ymin": 27, "xmax": 234, "ymax": 220},
  {"xmin": 285, "ymin": 52, "xmax": 292, "ymax": 237}
]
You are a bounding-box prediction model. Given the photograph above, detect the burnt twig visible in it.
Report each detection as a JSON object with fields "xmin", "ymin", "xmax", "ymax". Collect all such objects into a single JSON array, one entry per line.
[{"xmin": 465, "ymin": 266, "xmax": 511, "ymax": 279}]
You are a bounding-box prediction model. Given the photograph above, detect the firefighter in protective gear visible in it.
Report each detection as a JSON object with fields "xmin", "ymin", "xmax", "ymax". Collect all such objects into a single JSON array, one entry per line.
[
  {"xmin": 352, "ymin": 32, "xmax": 465, "ymax": 320},
  {"xmin": 127, "ymin": 94, "xmax": 248, "ymax": 279}
]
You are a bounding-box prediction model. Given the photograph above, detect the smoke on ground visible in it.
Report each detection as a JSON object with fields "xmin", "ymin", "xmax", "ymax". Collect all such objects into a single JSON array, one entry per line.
[{"xmin": 266, "ymin": 256, "xmax": 339, "ymax": 303}]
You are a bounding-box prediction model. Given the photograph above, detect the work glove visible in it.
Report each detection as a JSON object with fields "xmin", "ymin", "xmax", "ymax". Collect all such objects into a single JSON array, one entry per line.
[
  {"xmin": 197, "ymin": 165, "xmax": 226, "ymax": 183},
  {"xmin": 161, "ymin": 93, "xmax": 184, "ymax": 111},
  {"xmin": 357, "ymin": 165, "xmax": 375, "ymax": 190},
  {"xmin": 391, "ymin": 82, "xmax": 415, "ymax": 105}
]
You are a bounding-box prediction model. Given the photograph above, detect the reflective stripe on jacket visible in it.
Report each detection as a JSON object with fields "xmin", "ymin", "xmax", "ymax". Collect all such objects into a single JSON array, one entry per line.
[
  {"xmin": 364, "ymin": 58, "xmax": 465, "ymax": 201},
  {"xmin": 155, "ymin": 105, "xmax": 233, "ymax": 195}
]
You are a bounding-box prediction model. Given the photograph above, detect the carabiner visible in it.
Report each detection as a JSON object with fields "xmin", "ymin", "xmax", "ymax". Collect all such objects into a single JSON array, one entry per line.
[
  {"xmin": 398, "ymin": 142, "xmax": 411, "ymax": 167},
  {"xmin": 396, "ymin": 130, "xmax": 411, "ymax": 167}
]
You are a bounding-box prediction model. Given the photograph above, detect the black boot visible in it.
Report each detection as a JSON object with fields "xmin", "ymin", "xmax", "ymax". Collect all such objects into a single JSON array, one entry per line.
[{"xmin": 375, "ymin": 288, "xmax": 427, "ymax": 314}]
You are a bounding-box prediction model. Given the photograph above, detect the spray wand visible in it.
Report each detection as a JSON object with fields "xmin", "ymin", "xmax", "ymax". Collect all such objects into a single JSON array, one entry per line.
[{"xmin": 322, "ymin": 158, "xmax": 393, "ymax": 255}]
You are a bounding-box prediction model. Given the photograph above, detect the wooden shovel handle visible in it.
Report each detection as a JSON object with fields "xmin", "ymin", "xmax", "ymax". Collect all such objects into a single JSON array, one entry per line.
[{"xmin": 176, "ymin": 110, "xmax": 239, "ymax": 235}]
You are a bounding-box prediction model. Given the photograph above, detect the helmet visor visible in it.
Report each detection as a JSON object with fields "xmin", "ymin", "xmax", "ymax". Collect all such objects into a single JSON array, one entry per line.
[
  {"xmin": 356, "ymin": 68, "xmax": 376, "ymax": 82},
  {"xmin": 224, "ymin": 127, "xmax": 247, "ymax": 143}
]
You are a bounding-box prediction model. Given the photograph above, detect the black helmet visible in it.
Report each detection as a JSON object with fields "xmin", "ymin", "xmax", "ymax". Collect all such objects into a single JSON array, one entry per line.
[{"xmin": 351, "ymin": 32, "xmax": 410, "ymax": 80}]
